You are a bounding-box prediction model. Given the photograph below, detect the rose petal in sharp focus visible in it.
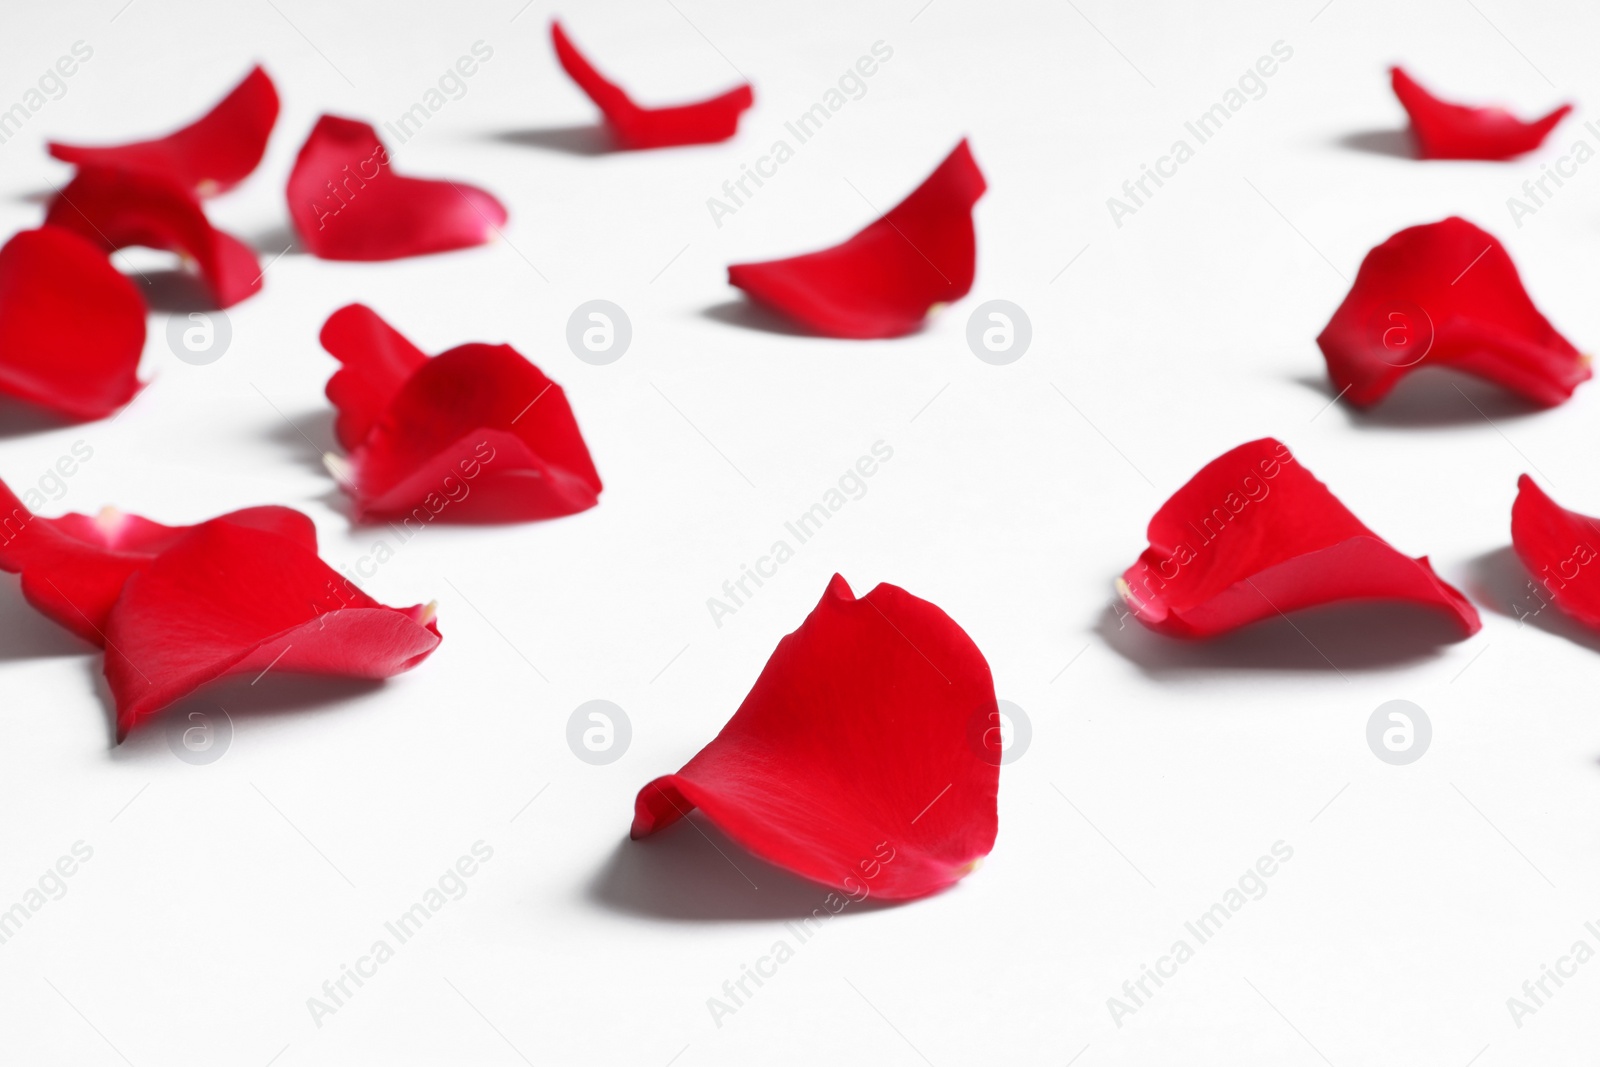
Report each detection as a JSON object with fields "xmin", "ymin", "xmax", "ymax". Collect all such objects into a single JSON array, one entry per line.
[
  {"xmin": 1118, "ymin": 438, "xmax": 1480, "ymax": 639},
  {"xmin": 320, "ymin": 303, "xmax": 430, "ymax": 451},
  {"xmin": 103, "ymin": 522, "xmax": 440, "ymax": 738},
  {"xmin": 287, "ymin": 115, "xmax": 507, "ymax": 261},
  {"xmin": 631, "ymin": 574, "xmax": 999, "ymax": 902},
  {"xmin": 1316, "ymin": 216, "xmax": 1586, "ymax": 409},
  {"xmin": 1391, "ymin": 66, "xmax": 1571, "ymax": 161},
  {"xmin": 49, "ymin": 65, "xmax": 280, "ymax": 196},
  {"xmin": 726, "ymin": 140, "xmax": 986, "ymax": 338},
  {"xmin": 551, "ymin": 21, "xmax": 753, "ymax": 149},
  {"xmin": 1511, "ymin": 475, "xmax": 1600, "ymax": 632},
  {"xmin": 45, "ymin": 165, "xmax": 263, "ymax": 308},
  {"xmin": 0, "ymin": 227, "xmax": 145, "ymax": 421}
]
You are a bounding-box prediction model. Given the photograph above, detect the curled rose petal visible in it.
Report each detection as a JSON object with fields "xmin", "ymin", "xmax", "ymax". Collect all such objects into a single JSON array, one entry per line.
[
  {"xmin": 321, "ymin": 305, "xmax": 601, "ymax": 522},
  {"xmin": 103, "ymin": 522, "xmax": 440, "ymax": 739},
  {"xmin": 727, "ymin": 140, "xmax": 986, "ymax": 338},
  {"xmin": 551, "ymin": 21, "xmax": 753, "ymax": 149},
  {"xmin": 287, "ymin": 115, "xmax": 507, "ymax": 261},
  {"xmin": 0, "ymin": 477, "xmax": 314, "ymax": 646},
  {"xmin": 1316, "ymin": 216, "xmax": 1586, "ymax": 408},
  {"xmin": 49, "ymin": 66, "xmax": 280, "ymax": 196},
  {"xmin": 1391, "ymin": 66, "xmax": 1571, "ymax": 161},
  {"xmin": 0, "ymin": 227, "xmax": 145, "ymax": 420},
  {"xmin": 1119, "ymin": 438, "xmax": 1480, "ymax": 639},
  {"xmin": 1511, "ymin": 475, "xmax": 1600, "ymax": 630},
  {"xmin": 44, "ymin": 165, "xmax": 263, "ymax": 308},
  {"xmin": 632, "ymin": 575, "xmax": 998, "ymax": 902}
]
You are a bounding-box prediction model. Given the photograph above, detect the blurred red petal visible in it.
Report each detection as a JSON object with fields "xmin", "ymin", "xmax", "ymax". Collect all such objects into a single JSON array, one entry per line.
[
  {"xmin": 103, "ymin": 522, "xmax": 440, "ymax": 738},
  {"xmin": 0, "ymin": 227, "xmax": 145, "ymax": 420},
  {"xmin": 45, "ymin": 165, "xmax": 262, "ymax": 308},
  {"xmin": 1316, "ymin": 217, "xmax": 1586, "ymax": 408},
  {"xmin": 1511, "ymin": 475, "xmax": 1600, "ymax": 631},
  {"xmin": 287, "ymin": 115, "xmax": 506, "ymax": 261},
  {"xmin": 727, "ymin": 140, "xmax": 986, "ymax": 338},
  {"xmin": 551, "ymin": 21, "xmax": 753, "ymax": 149},
  {"xmin": 1119, "ymin": 438, "xmax": 1480, "ymax": 639},
  {"xmin": 1391, "ymin": 66, "xmax": 1571, "ymax": 161},
  {"xmin": 49, "ymin": 66, "xmax": 279, "ymax": 195},
  {"xmin": 632, "ymin": 575, "xmax": 998, "ymax": 902},
  {"xmin": 321, "ymin": 305, "xmax": 601, "ymax": 521}
]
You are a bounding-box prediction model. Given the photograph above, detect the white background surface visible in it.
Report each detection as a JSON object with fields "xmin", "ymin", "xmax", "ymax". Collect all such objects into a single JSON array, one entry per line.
[{"xmin": 2, "ymin": 0, "xmax": 1599, "ymax": 1063}]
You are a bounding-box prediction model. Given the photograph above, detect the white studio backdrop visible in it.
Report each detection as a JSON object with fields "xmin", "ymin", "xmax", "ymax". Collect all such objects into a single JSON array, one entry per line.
[{"xmin": 2, "ymin": 0, "xmax": 1599, "ymax": 1063}]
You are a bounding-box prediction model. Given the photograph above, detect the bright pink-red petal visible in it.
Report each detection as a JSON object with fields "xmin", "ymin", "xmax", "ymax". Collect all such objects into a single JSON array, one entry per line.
[
  {"xmin": 1511, "ymin": 475, "xmax": 1600, "ymax": 631},
  {"xmin": 287, "ymin": 115, "xmax": 507, "ymax": 261},
  {"xmin": 321, "ymin": 303, "xmax": 429, "ymax": 451},
  {"xmin": 103, "ymin": 522, "xmax": 439, "ymax": 738},
  {"xmin": 45, "ymin": 165, "xmax": 262, "ymax": 308},
  {"xmin": 632, "ymin": 575, "xmax": 998, "ymax": 902},
  {"xmin": 0, "ymin": 227, "xmax": 145, "ymax": 420},
  {"xmin": 551, "ymin": 21, "xmax": 753, "ymax": 149},
  {"xmin": 1391, "ymin": 67, "xmax": 1571, "ymax": 161},
  {"xmin": 49, "ymin": 66, "xmax": 279, "ymax": 196},
  {"xmin": 1119, "ymin": 438, "xmax": 1480, "ymax": 639},
  {"xmin": 1316, "ymin": 217, "xmax": 1586, "ymax": 408},
  {"xmin": 727, "ymin": 140, "xmax": 986, "ymax": 338}
]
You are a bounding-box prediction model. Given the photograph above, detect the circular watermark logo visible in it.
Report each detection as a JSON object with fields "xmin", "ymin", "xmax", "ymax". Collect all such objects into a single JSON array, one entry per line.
[
  {"xmin": 165, "ymin": 310, "xmax": 232, "ymax": 365},
  {"xmin": 966, "ymin": 300, "xmax": 1031, "ymax": 365},
  {"xmin": 166, "ymin": 707, "xmax": 233, "ymax": 765},
  {"xmin": 1366, "ymin": 700, "xmax": 1431, "ymax": 766},
  {"xmin": 566, "ymin": 699, "xmax": 631, "ymax": 765},
  {"xmin": 1368, "ymin": 300, "xmax": 1433, "ymax": 369},
  {"xmin": 967, "ymin": 699, "xmax": 1032, "ymax": 766},
  {"xmin": 566, "ymin": 300, "xmax": 632, "ymax": 366}
]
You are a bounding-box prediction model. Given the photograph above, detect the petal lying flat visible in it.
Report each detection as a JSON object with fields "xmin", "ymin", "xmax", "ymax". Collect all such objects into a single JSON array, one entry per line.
[
  {"xmin": 727, "ymin": 140, "xmax": 986, "ymax": 338},
  {"xmin": 287, "ymin": 115, "xmax": 507, "ymax": 261},
  {"xmin": 551, "ymin": 21, "xmax": 753, "ymax": 149},
  {"xmin": 49, "ymin": 66, "xmax": 279, "ymax": 196},
  {"xmin": 1316, "ymin": 217, "xmax": 1586, "ymax": 408},
  {"xmin": 1511, "ymin": 475, "xmax": 1600, "ymax": 631},
  {"xmin": 1391, "ymin": 67, "xmax": 1571, "ymax": 161},
  {"xmin": 45, "ymin": 166, "xmax": 262, "ymax": 308},
  {"xmin": 632, "ymin": 575, "xmax": 998, "ymax": 902},
  {"xmin": 103, "ymin": 522, "xmax": 439, "ymax": 738},
  {"xmin": 321, "ymin": 303, "xmax": 429, "ymax": 451},
  {"xmin": 0, "ymin": 227, "xmax": 145, "ymax": 420},
  {"xmin": 1119, "ymin": 438, "xmax": 1480, "ymax": 639},
  {"xmin": 0, "ymin": 476, "xmax": 315, "ymax": 646}
]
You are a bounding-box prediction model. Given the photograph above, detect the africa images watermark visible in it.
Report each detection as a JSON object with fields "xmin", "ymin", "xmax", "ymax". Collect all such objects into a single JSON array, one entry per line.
[
  {"xmin": 0, "ymin": 840, "xmax": 95, "ymax": 948},
  {"xmin": 1505, "ymin": 118, "xmax": 1600, "ymax": 229},
  {"xmin": 381, "ymin": 40, "xmax": 495, "ymax": 146},
  {"xmin": 1504, "ymin": 918, "xmax": 1600, "ymax": 1029},
  {"xmin": 1106, "ymin": 40, "xmax": 1294, "ymax": 228},
  {"xmin": 0, "ymin": 40, "xmax": 93, "ymax": 147}
]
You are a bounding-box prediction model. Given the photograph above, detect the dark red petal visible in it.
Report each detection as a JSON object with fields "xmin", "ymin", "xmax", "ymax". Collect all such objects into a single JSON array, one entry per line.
[
  {"xmin": 1511, "ymin": 475, "xmax": 1600, "ymax": 630},
  {"xmin": 44, "ymin": 165, "xmax": 262, "ymax": 308},
  {"xmin": 0, "ymin": 227, "xmax": 145, "ymax": 420},
  {"xmin": 551, "ymin": 21, "xmax": 753, "ymax": 149},
  {"xmin": 0, "ymin": 476, "xmax": 314, "ymax": 646},
  {"xmin": 727, "ymin": 141, "xmax": 986, "ymax": 338},
  {"xmin": 286, "ymin": 115, "xmax": 507, "ymax": 261},
  {"xmin": 321, "ymin": 303, "xmax": 429, "ymax": 451},
  {"xmin": 1119, "ymin": 438, "xmax": 1480, "ymax": 639},
  {"xmin": 103, "ymin": 522, "xmax": 439, "ymax": 738},
  {"xmin": 631, "ymin": 575, "xmax": 998, "ymax": 902},
  {"xmin": 1391, "ymin": 66, "xmax": 1571, "ymax": 161},
  {"xmin": 48, "ymin": 66, "xmax": 279, "ymax": 196},
  {"xmin": 1316, "ymin": 216, "xmax": 1587, "ymax": 408}
]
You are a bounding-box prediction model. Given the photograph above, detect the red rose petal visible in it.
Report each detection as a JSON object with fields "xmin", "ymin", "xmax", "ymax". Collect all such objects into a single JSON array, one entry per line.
[
  {"xmin": 1119, "ymin": 438, "xmax": 1480, "ymax": 639},
  {"xmin": 103, "ymin": 521, "xmax": 440, "ymax": 738},
  {"xmin": 1316, "ymin": 216, "xmax": 1587, "ymax": 408},
  {"xmin": 727, "ymin": 140, "xmax": 986, "ymax": 338},
  {"xmin": 1511, "ymin": 475, "xmax": 1600, "ymax": 630},
  {"xmin": 0, "ymin": 477, "xmax": 314, "ymax": 646},
  {"xmin": 0, "ymin": 227, "xmax": 145, "ymax": 420},
  {"xmin": 551, "ymin": 21, "xmax": 753, "ymax": 149},
  {"xmin": 287, "ymin": 115, "xmax": 507, "ymax": 261},
  {"xmin": 321, "ymin": 305, "xmax": 601, "ymax": 522},
  {"xmin": 1391, "ymin": 66, "xmax": 1571, "ymax": 161},
  {"xmin": 45, "ymin": 165, "xmax": 263, "ymax": 308},
  {"xmin": 632, "ymin": 575, "xmax": 998, "ymax": 902},
  {"xmin": 49, "ymin": 66, "xmax": 279, "ymax": 196}
]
